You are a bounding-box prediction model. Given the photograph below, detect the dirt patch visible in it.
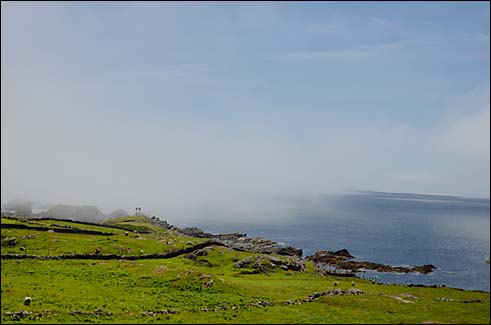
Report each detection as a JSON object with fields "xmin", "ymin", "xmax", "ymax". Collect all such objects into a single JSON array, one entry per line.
[
  {"xmin": 384, "ymin": 294, "xmax": 419, "ymax": 304},
  {"xmin": 153, "ymin": 265, "xmax": 168, "ymax": 275}
]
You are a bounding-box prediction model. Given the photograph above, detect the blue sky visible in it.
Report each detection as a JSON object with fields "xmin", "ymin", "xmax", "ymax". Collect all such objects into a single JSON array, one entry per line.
[{"xmin": 1, "ymin": 2, "xmax": 489, "ymax": 217}]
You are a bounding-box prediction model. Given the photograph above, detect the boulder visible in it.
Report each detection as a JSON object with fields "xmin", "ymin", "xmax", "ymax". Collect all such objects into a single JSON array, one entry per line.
[
  {"xmin": 234, "ymin": 255, "xmax": 305, "ymax": 273},
  {"xmin": 333, "ymin": 249, "xmax": 354, "ymax": 258}
]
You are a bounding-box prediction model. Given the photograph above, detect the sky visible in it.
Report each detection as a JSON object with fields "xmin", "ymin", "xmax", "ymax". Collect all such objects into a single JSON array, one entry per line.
[{"xmin": 1, "ymin": 1, "xmax": 490, "ymax": 221}]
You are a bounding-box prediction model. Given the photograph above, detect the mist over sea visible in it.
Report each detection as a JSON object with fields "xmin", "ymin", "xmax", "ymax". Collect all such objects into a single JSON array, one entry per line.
[{"xmin": 187, "ymin": 191, "xmax": 490, "ymax": 292}]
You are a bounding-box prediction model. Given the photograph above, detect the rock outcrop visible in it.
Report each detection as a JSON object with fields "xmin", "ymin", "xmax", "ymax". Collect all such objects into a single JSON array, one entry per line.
[
  {"xmin": 220, "ymin": 237, "xmax": 303, "ymax": 257},
  {"xmin": 176, "ymin": 227, "xmax": 302, "ymax": 257},
  {"xmin": 306, "ymin": 249, "xmax": 435, "ymax": 274},
  {"xmin": 149, "ymin": 216, "xmax": 178, "ymax": 231},
  {"xmin": 178, "ymin": 227, "xmax": 245, "ymax": 240},
  {"xmin": 233, "ymin": 255, "xmax": 305, "ymax": 273}
]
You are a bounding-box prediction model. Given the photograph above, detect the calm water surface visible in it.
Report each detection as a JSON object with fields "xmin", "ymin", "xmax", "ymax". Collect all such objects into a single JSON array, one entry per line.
[{"xmin": 185, "ymin": 192, "xmax": 490, "ymax": 292}]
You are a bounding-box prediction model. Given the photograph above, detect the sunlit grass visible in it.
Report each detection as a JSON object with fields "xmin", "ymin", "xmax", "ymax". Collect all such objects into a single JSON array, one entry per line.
[{"xmin": 1, "ymin": 217, "xmax": 489, "ymax": 324}]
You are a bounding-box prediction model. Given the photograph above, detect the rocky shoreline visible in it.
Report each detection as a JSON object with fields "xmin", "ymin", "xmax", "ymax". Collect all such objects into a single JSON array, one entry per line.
[
  {"xmin": 178, "ymin": 225, "xmax": 436, "ymax": 275},
  {"xmin": 305, "ymin": 249, "xmax": 436, "ymax": 274},
  {"xmin": 3, "ymin": 215, "xmax": 436, "ymax": 276}
]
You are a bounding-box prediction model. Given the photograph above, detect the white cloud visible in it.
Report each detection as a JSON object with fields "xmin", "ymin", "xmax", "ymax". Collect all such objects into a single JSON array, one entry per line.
[
  {"xmin": 305, "ymin": 22, "xmax": 342, "ymax": 35},
  {"xmin": 1, "ymin": 3, "xmax": 489, "ymax": 222},
  {"xmin": 369, "ymin": 17, "xmax": 400, "ymax": 30},
  {"xmin": 283, "ymin": 49, "xmax": 371, "ymax": 60},
  {"xmin": 283, "ymin": 27, "xmax": 489, "ymax": 61},
  {"xmin": 433, "ymin": 86, "xmax": 490, "ymax": 160},
  {"xmin": 436, "ymin": 108, "xmax": 490, "ymax": 158},
  {"xmin": 281, "ymin": 40, "xmax": 406, "ymax": 61},
  {"xmin": 387, "ymin": 170, "xmax": 446, "ymax": 186}
]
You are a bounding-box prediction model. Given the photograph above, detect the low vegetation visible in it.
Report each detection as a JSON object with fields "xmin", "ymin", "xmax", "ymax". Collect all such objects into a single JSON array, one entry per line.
[{"xmin": 1, "ymin": 216, "xmax": 489, "ymax": 324}]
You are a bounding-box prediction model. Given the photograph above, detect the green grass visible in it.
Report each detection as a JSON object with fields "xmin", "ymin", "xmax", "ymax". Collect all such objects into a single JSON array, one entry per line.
[
  {"xmin": 2, "ymin": 217, "xmax": 121, "ymax": 233},
  {"xmin": 103, "ymin": 216, "xmax": 150, "ymax": 224},
  {"xmin": 1, "ymin": 228, "xmax": 204, "ymax": 256},
  {"xmin": 1, "ymin": 217, "xmax": 490, "ymax": 324},
  {"xmin": 100, "ymin": 216, "xmax": 176, "ymax": 234},
  {"xmin": 1, "ymin": 217, "xmax": 205, "ymax": 256}
]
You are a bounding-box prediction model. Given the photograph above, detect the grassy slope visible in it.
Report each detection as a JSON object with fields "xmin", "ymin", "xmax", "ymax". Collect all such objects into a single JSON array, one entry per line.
[
  {"xmin": 1, "ymin": 217, "xmax": 490, "ymax": 324},
  {"xmin": 1, "ymin": 217, "xmax": 204, "ymax": 256}
]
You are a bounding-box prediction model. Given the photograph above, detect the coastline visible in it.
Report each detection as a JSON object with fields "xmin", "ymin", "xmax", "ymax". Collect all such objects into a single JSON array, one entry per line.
[{"xmin": 1, "ymin": 215, "xmax": 490, "ymax": 324}]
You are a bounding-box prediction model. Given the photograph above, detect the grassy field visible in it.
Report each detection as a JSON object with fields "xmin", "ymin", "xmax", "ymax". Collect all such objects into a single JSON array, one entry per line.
[
  {"xmin": 1, "ymin": 217, "xmax": 204, "ymax": 256},
  {"xmin": 1, "ymin": 216, "xmax": 490, "ymax": 324}
]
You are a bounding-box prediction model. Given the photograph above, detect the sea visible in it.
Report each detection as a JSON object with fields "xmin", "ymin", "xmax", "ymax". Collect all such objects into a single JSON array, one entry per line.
[{"xmin": 184, "ymin": 191, "xmax": 490, "ymax": 292}]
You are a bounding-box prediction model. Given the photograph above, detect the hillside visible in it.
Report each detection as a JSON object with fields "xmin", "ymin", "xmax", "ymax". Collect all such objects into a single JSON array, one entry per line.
[
  {"xmin": 1, "ymin": 200, "xmax": 33, "ymax": 216},
  {"xmin": 106, "ymin": 209, "xmax": 129, "ymax": 220},
  {"xmin": 1, "ymin": 216, "xmax": 489, "ymax": 324},
  {"xmin": 36, "ymin": 205, "xmax": 106, "ymax": 223}
]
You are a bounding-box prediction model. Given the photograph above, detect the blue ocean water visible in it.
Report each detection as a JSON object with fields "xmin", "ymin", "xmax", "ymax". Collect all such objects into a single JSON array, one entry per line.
[{"xmin": 187, "ymin": 192, "xmax": 490, "ymax": 292}]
